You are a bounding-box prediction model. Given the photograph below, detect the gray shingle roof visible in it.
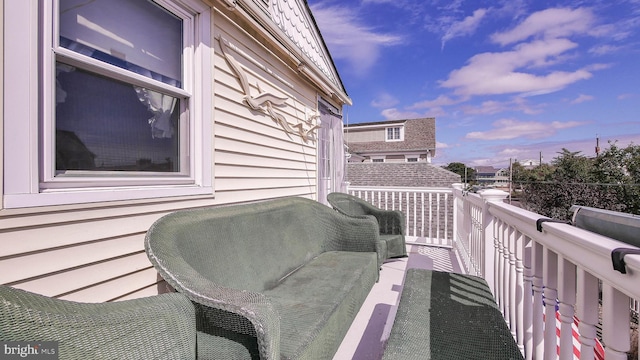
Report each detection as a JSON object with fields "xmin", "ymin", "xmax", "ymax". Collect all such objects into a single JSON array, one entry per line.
[{"xmin": 346, "ymin": 163, "xmax": 461, "ymax": 188}]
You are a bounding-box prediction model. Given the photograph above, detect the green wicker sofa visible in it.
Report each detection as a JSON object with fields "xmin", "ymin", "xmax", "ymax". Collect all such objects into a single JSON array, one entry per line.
[
  {"xmin": 327, "ymin": 192, "xmax": 407, "ymax": 260},
  {"xmin": 0, "ymin": 285, "xmax": 197, "ymax": 359},
  {"xmin": 145, "ymin": 197, "xmax": 383, "ymax": 360}
]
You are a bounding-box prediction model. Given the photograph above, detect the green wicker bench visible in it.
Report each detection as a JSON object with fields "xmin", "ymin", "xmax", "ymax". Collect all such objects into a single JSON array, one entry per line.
[
  {"xmin": 327, "ymin": 192, "xmax": 407, "ymax": 260},
  {"xmin": 383, "ymin": 269, "xmax": 524, "ymax": 360},
  {"xmin": 145, "ymin": 197, "xmax": 383, "ymax": 360},
  {"xmin": 0, "ymin": 285, "xmax": 197, "ymax": 359}
]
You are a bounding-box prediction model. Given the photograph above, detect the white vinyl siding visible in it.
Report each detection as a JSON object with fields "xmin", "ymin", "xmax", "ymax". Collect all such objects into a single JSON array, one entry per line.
[
  {"xmin": 212, "ymin": 13, "xmax": 319, "ymax": 199},
  {"xmin": 0, "ymin": 4, "xmax": 327, "ymax": 302},
  {"xmin": 344, "ymin": 128, "xmax": 384, "ymax": 143}
]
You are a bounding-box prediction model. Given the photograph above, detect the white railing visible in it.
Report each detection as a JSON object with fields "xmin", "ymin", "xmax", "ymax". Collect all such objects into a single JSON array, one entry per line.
[
  {"xmin": 347, "ymin": 184, "xmax": 640, "ymax": 359},
  {"xmin": 347, "ymin": 186, "xmax": 453, "ymax": 247},
  {"xmin": 452, "ymin": 184, "xmax": 640, "ymax": 360}
]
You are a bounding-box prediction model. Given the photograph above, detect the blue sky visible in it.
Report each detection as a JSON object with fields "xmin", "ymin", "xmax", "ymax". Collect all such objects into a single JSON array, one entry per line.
[{"xmin": 307, "ymin": 0, "xmax": 640, "ymax": 168}]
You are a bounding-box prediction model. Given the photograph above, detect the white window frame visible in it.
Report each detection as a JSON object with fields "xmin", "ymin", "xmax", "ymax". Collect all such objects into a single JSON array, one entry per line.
[
  {"xmin": 385, "ymin": 126, "xmax": 404, "ymax": 142},
  {"xmin": 3, "ymin": 0, "xmax": 213, "ymax": 208},
  {"xmin": 371, "ymin": 157, "xmax": 385, "ymax": 163}
]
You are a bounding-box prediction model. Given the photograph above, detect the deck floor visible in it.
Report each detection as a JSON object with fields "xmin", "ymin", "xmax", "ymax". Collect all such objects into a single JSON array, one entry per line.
[{"xmin": 333, "ymin": 239, "xmax": 463, "ymax": 360}]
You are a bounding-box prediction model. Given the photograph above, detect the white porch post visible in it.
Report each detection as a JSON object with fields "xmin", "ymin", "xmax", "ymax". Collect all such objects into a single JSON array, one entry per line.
[
  {"xmin": 479, "ymin": 189, "xmax": 509, "ymax": 297},
  {"xmin": 452, "ymin": 183, "xmax": 463, "ymax": 245}
]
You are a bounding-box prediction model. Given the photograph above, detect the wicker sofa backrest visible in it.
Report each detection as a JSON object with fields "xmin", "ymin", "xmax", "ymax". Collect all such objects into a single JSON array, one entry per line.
[{"xmin": 146, "ymin": 197, "xmax": 343, "ymax": 293}]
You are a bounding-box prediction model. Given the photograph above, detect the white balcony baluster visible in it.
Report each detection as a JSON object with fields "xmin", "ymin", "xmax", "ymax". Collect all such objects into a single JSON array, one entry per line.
[
  {"xmin": 577, "ymin": 269, "xmax": 599, "ymax": 360},
  {"xmin": 509, "ymin": 226, "xmax": 518, "ymax": 340},
  {"xmin": 603, "ymin": 284, "xmax": 630, "ymax": 360},
  {"xmin": 557, "ymin": 256, "xmax": 577, "ymax": 360},
  {"xmin": 346, "ymin": 185, "xmax": 640, "ymax": 360},
  {"xmin": 532, "ymin": 241, "xmax": 544, "ymax": 360}
]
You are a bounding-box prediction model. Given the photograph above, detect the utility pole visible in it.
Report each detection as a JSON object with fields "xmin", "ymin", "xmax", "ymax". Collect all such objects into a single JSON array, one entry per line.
[
  {"xmin": 509, "ymin": 158, "xmax": 512, "ymax": 204},
  {"xmin": 464, "ymin": 166, "xmax": 468, "ymax": 188},
  {"xmin": 595, "ymin": 134, "xmax": 601, "ymax": 156}
]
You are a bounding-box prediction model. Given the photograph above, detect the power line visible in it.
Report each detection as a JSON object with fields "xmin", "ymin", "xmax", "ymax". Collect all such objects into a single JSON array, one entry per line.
[{"xmin": 512, "ymin": 180, "xmax": 640, "ymax": 187}]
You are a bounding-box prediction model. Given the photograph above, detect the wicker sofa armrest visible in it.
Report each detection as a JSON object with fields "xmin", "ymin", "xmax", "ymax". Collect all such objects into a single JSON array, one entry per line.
[
  {"xmin": 0, "ymin": 285, "xmax": 196, "ymax": 360},
  {"xmin": 146, "ymin": 248, "xmax": 281, "ymax": 360},
  {"xmin": 325, "ymin": 212, "xmax": 385, "ymax": 269},
  {"xmin": 370, "ymin": 208, "xmax": 406, "ymax": 236}
]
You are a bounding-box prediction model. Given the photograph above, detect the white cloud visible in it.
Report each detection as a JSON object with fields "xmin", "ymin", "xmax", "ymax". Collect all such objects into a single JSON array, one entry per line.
[
  {"xmin": 462, "ymin": 101, "xmax": 508, "ymax": 115},
  {"xmin": 462, "ymin": 97, "xmax": 544, "ymax": 115},
  {"xmin": 618, "ymin": 93, "xmax": 639, "ymax": 100},
  {"xmin": 380, "ymin": 107, "xmax": 447, "ymax": 120},
  {"xmin": 570, "ymin": 94, "xmax": 594, "ymax": 104},
  {"xmin": 491, "ymin": 133, "xmax": 640, "ymax": 165},
  {"xmin": 309, "ymin": 4, "xmax": 403, "ymax": 76},
  {"xmin": 441, "ymin": 9, "xmax": 487, "ymax": 49},
  {"xmin": 492, "ymin": 0, "xmax": 528, "ymax": 19},
  {"xmin": 381, "ymin": 94, "xmax": 457, "ymax": 119},
  {"xmin": 439, "ymin": 0, "xmax": 464, "ymax": 13},
  {"xmin": 589, "ymin": 44, "xmax": 624, "ymax": 55},
  {"xmin": 490, "ymin": 7, "xmax": 595, "ymax": 46},
  {"xmin": 407, "ymin": 95, "xmax": 463, "ymax": 109},
  {"xmin": 440, "ymin": 38, "xmax": 597, "ymax": 96},
  {"xmin": 436, "ymin": 141, "xmax": 450, "ymax": 149},
  {"xmin": 361, "ymin": 0, "xmax": 395, "ymax": 4},
  {"xmin": 499, "ymin": 148, "xmax": 525, "ymax": 156},
  {"xmin": 371, "ymin": 92, "xmax": 400, "ymax": 108},
  {"xmin": 465, "ymin": 119, "xmax": 585, "ymax": 140},
  {"xmin": 380, "ymin": 108, "xmax": 426, "ymax": 120}
]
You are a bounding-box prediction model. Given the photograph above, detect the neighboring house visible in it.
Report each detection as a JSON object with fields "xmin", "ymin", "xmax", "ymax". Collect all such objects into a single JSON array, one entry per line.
[
  {"xmin": 1, "ymin": 0, "xmax": 350, "ymax": 302},
  {"xmin": 343, "ymin": 118, "xmax": 457, "ymax": 241},
  {"xmin": 342, "ymin": 118, "xmax": 460, "ymax": 188},
  {"xmin": 475, "ymin": 166, "xmax": 509, "ymax": 188},
  {"xmin": 344, "ymin": 118, "xmax": 436, "ymax": 163},
  {"xmin": 518, "ymin": 159, "xmax": 541, "ymax": 169}
]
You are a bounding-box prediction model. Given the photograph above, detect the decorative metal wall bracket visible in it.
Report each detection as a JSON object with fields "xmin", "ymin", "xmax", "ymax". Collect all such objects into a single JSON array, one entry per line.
[{"xmin": 217, "ymin": 35, "xmax": 319, "ymax": 142}]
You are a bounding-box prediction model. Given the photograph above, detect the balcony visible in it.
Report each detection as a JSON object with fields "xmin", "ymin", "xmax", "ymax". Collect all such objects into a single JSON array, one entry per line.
[{"xmin": 334, "ymin": 185, "xmax": 640, "ymax": 360}]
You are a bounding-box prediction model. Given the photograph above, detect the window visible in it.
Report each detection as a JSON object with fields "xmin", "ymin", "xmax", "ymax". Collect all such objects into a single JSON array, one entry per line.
[
  {"xmin": 406, "ymin": 158, "xmax": 418, "ymax": 162},
  {"xmin": 386, "ymin": 126, "xmax": 404, "ymax": 141},
  {"xmin": 372, "ymin": 158, "xmax": 385, "ymax": 163},
  {"xmin": 4, "ymin": 0, "xmax": 212, "ymax": 208}
]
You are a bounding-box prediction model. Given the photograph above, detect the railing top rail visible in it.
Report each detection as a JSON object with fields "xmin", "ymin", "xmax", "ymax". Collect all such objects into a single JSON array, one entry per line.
[
  {"xmin": 459, "ymin": 190, "xmax": 487, "ymax": 207},
  {"xmin": 625, "ymin": 255, "xmax": 640, "ymax": 281},
  {"xmin": 487, "ymin": 200, "xmax": 640, "ymax": 301},
  {"xmin": 346, "ymin": 186, "xmax": 453, "ymax": 193},
  {"xmin": 541, "ymin": 221, "xmax": 640, "ymax": 300}
]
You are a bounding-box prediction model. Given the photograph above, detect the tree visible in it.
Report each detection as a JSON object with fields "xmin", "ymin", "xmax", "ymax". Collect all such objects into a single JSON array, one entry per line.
[
  {"xmin": 515, "ymin": 143, "xmax": 640, "ymax": 220},
  {"xmin": 593, "ymin": 142, "xmax": 640, "ymax": 214},
  {"xmin": 443, "ymin": 162, "xmax": 476, "ymax": 183}
]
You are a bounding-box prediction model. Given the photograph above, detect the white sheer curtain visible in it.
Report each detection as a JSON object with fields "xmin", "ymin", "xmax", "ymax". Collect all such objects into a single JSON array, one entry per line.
[
  {"xmin": 318, "ymin": 103, "xmax": 346, "ymax": 204},
  {"xmin": 134, "ymin": 87, "xmax": 177, "ymax": 139},
  {"xmin": 332, "ymin": 116, "xmax": 347, "ymax": 194}
]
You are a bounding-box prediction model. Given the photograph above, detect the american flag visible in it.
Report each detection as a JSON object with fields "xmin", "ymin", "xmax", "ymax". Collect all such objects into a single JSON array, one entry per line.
[{"xmin": 552, "ymin": 310, "xmax": 605, "ymax": 360}]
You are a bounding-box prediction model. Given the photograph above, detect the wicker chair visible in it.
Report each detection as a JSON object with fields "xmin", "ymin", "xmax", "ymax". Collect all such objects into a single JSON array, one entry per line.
[
  {"xmin": 0, "ymin": 285, "xmax": 197, "ymax": 360},
  {"xmin": 327, "ymin": 192, "xmax": 407, "ymax": 259}
]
